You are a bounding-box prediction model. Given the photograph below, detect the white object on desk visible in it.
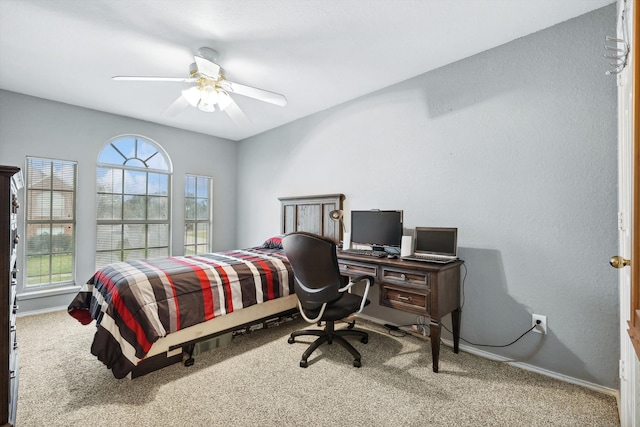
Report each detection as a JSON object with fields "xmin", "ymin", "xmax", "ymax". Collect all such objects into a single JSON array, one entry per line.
[
  {"xmin": 400, "ymin": 235, "xmax": 413, "ymax": 257},
  {"xmin": 343, "ymin": 232, "xmax": 351, "ymax": 250}
]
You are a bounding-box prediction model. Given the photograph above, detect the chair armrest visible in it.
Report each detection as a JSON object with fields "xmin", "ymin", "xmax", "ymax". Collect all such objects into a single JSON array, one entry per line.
[
  {"xmin": 351, "ymin": 275, "xmax": 376, "ymax": 287},
  {"xmin": 339, "ymin": 275, "xmax": 375, "ymax": 314},
  {"xmin": 338, "ymin": 275, "xmax": 375, "ymax": 292},
  {"xmin": 297, "ymin": 301, "xmax": 327, "ymax": 324}
]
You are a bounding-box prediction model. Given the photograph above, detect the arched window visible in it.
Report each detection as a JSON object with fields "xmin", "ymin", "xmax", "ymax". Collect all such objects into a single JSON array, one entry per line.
[{"xmin": 96, "ymin": 136, "xmax": 172, "ymax": 269}]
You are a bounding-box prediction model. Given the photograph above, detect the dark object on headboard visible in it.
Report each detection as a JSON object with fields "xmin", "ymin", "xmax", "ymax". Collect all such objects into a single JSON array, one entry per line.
[{"xmin": 279, "ymin": 194, "xmax": 344, "ymax": 243}]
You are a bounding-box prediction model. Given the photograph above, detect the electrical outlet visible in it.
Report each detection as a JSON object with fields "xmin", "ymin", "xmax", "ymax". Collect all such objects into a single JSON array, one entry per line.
[{"xmin": 532, "ymin": 314, "xmax": 547, "ymax": 334}]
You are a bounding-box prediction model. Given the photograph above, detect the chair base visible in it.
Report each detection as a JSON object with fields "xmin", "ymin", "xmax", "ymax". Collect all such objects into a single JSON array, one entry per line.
[{"xmin": 288, "ymin": 320, "xmax": 368, "ymax": 368}]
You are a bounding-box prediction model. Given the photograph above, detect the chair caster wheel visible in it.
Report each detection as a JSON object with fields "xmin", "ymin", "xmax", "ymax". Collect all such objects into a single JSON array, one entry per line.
[
  {"xmin": 361, "ymin": 337, "xmax": 368, "ymax": 344},
  {"xmin": 184, "ymin": 357, "xmax": 195, "ymax": 367},
  {"xmin": 288, "ymin": 336, "xmax": 295, "ymax": 344},
  {"xmin": 300, "ymin": 360, "xmax": 308, "ymax": 368},
  {"xmin": 353, "ymin": 360, "xmax": 361, "ymax": 368},
  {"xmin": 347, "ymin": 320, "xmax": 355, "ymax": 329}
]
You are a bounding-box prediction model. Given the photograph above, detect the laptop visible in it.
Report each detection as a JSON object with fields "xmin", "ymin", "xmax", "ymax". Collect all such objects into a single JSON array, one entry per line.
[{"xmin": 402, "ymin": 227, "xmax": 458, "ymax": 263}]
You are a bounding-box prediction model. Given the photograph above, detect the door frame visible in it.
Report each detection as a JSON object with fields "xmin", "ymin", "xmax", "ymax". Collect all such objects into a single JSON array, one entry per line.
[
  {"xmin": 628, "ymin": 0, "xmax": 640, "ymax": 358},
  {"xmin": 618, "ymin": 1, "xmax": 639, "ymax": 426}
]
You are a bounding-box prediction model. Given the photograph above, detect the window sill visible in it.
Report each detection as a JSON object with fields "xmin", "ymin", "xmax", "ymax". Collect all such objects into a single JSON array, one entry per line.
[{"xmin": 17, "ymin": 285, "xmax": 81, "ymax": 301}]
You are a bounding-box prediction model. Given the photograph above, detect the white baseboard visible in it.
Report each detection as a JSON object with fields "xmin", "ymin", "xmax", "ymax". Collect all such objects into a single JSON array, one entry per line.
[
  {"xmin": 17, "ymin": 305, "xmax": 68, "ymax": 317},
  {"xmin": 445, "ymin": 339, "xmax": 618, "ymax": 397},
  {"xmin": 357, "ymin": 313, "xmax": 618, "ymax": 398}
]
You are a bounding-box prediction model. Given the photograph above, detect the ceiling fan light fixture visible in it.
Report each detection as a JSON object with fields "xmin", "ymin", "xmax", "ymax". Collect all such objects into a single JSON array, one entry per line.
[
  {"xmin": 198, "ymin": 101, "xmax": 216, "ymax": 112},
  {"xmin": 115, "ymin": 46, "xmax": 286, "ymax": 121},
  {"xmin": 181, "ymin": 86, "xmax": 201, "ymax": 107},
  {"xmin": 197, "ymin": 88, "xmax": 218, "ymax": 112}
]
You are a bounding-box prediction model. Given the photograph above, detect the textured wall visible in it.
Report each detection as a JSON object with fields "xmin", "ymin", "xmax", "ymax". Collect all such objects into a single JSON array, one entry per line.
[
  {"xmin": 237, "ymin": 5, "xmax": 618, "ymax": 388},
  {"xmin": 0, "ymin": 91, "xmax": 238, "ymax": 311}
]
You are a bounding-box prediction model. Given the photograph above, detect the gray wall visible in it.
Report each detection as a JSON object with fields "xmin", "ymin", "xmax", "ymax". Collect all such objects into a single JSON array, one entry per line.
[
  {"xmin": 0, "ymin": 91, "xmax": 238, "ymax": 311},
  {"xmin": 0, "ymin": 5, "xmax": 618, "ymax": 390},
  {"xmin": 237, "ymin": 6, "xmax": 619, "ymax": 388}
]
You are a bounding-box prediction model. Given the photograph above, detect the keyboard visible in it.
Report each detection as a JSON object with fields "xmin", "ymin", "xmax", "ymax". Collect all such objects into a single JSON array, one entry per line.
[
  {"xmin": 402, "ymin": 254, "xmax": 458, "ymax": 264},
  {"xmin": 341, "ymin": 249, "xmax": 388, "ymax": 258}
]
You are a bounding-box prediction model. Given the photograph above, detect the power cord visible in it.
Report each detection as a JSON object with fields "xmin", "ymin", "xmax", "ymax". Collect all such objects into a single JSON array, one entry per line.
[
  {"xmin": 383, "ymin": 263, "xmax": 538, "ymax": 348},
  {"xmin": 441, "ymin": 319, "xmax": 540, "ymax": 348},
  {"xmin": 383, "ymin": 323, "xmax": 426, "ymax": 338},
  {"xmin": 384, "ymin": 319, "xmax": 541, "ymax": 348},
  {"xmin": 460, "ymin": 262, "xmax": 468, "ymax": 309}
]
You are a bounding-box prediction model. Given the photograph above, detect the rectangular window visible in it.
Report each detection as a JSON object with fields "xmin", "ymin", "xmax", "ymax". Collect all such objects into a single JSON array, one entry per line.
[
  {"xmin": 96, "ymin": 167, "xmax": 171, "ymax": 269},
  {"xmin": 184, "ymin": 175, "xmax": 212, "ymax": 255},
  {"xmin": 25, "ymin": 157, "xmax": 77, "ymax": 288}
]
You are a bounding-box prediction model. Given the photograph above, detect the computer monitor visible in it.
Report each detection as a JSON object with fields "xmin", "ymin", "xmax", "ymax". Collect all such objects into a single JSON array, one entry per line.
[{"xmin": 350, "ymin": 210, "xmax": 403, "ymax": 250}]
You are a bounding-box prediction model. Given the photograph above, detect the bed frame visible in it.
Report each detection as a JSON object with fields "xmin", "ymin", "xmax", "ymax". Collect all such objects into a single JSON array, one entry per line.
[{"xmin": 129, "ymin": 193, "xmax": 344, "ymax": 378}]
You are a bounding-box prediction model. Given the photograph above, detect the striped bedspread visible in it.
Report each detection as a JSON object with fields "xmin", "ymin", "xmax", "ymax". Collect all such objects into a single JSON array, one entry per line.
[{"xmin": 68, "ymin": 248, "xmax": 294, "ymax": 378}]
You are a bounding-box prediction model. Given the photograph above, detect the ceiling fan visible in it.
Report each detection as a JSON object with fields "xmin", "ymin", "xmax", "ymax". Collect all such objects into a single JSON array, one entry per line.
[{"xmin": 112, "ymin": 47, "xmax": 287, "ymax": 126}]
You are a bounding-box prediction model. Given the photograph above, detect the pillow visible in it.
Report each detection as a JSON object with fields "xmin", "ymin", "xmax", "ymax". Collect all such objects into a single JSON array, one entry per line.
[{"xmin": 261, "ymin": 235, "xmax": 284, "ymax": 249}]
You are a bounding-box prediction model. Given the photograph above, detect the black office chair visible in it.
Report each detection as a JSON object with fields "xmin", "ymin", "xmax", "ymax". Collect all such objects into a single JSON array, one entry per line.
[{"xmin": 282, "ymin": 232, "xmax": 374, "ymax": 368}]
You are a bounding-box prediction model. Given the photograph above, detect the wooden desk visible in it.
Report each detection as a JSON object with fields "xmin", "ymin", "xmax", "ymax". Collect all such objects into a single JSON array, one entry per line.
[{"xmin": 337, "ymin": 252, "xmax": 463, "ymax": 372}]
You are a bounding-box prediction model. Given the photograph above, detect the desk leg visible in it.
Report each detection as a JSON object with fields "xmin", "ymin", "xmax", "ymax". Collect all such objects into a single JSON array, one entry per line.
[
  {"xmin": 429, "ymin": 321, "xmax": 441, "ymax": 373},
  {"xmin": 452, "ymin": 308, "xmax": 461, "ymax": 354}
]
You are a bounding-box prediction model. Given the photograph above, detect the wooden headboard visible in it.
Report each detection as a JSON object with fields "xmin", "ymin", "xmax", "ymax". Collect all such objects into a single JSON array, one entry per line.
[{"xmin": 279, "ymin": 194, "xmax": 345, "ymax": 243}]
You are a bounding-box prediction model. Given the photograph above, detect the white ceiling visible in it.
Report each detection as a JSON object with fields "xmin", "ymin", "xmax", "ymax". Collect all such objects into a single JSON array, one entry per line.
[{"xmin": 0, "ymin": 0, "xmax": 615, "ymax": 141}]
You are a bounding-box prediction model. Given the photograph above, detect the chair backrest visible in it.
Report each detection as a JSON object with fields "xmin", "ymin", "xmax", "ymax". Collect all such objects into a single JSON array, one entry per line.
[{"xmin": 282, "ymin": 232, "xmax": 343, "ymax": 310}]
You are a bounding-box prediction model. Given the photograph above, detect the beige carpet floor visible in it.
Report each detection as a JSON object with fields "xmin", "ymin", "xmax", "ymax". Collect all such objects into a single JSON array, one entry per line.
[{"xmin": 15, "ymin": 310, "xmax": 619, "ymax": 427}]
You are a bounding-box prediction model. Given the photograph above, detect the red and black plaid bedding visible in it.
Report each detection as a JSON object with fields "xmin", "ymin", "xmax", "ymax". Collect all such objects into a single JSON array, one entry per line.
[{"xmin": 68, "ymin": 247, "xmax": 294, "ymax": 378}]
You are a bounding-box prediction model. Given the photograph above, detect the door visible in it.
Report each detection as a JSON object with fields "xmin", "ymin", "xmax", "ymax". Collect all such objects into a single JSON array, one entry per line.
[{"xmin": 615, "ymin": 1, "xmax": 638, "ymax": 426}]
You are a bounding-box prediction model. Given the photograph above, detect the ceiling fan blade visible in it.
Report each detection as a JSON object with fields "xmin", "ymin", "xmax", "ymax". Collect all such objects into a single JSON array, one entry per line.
[
  {"xmin": 194, "ymin": 56, "xmax": 220, "ymax": 79},
  {"xmin": 112, "ymin": 76, "xmax": 197, "ymax": 82},
  {"xmin": 221, "ymin": 80, "xmax": 287, "ymax": 107},
  {"xmin": 219, "ymin": 94, "xmax": 250, "ymax": 127},
  {"xmin": 162, "ymin": 95, "xmax": 190, "ymax": 116}
]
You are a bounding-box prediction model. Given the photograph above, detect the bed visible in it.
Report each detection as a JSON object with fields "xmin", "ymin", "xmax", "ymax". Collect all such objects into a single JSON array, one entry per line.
[{"xmin": 67, "ymin": 193, "xmax": 344, "ymax": 379}]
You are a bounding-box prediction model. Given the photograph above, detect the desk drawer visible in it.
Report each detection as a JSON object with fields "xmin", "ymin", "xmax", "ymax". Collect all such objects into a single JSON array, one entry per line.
[
  {"xmin": 381, "ymin": 267, "xmax": 430, "ymax": 288},
  {"xmin": 380, "ymin": 284, "xmax": 431, "ymax": 316},
  {"xmin": 338, "ymin": 261, "xmax": 378, "ymax": 278}
]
